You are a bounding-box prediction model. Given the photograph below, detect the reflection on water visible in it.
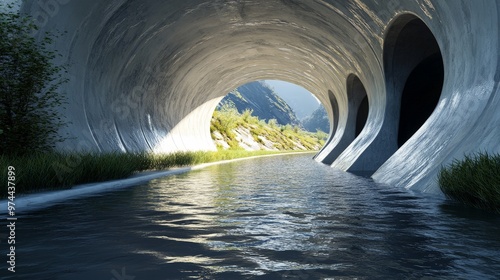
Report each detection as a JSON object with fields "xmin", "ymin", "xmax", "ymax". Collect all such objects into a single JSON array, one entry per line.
[{"xmin": 3, "ymin": 154, "xmax": 500, "ymax": 279}]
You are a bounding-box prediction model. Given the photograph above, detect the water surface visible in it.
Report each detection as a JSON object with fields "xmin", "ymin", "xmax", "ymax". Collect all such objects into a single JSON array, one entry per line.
[{"xmin": 3, "ymin": 154, "xmax": 500, "ymax": 279}]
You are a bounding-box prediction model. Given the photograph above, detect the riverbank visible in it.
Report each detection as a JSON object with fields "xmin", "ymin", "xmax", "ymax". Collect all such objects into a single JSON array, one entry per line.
[
  {"xmin": 0, "ymin": 151, "xmax": 315, "ymax": 214},
  {"xmin": 0, "ymin": 150, "xmax": 288, "ymax": 198}
]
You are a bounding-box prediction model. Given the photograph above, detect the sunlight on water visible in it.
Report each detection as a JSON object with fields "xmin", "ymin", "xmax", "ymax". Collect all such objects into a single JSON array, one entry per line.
[{"xmin": 3, "ymin": 154, "xmax": 500, "ymax": 279}]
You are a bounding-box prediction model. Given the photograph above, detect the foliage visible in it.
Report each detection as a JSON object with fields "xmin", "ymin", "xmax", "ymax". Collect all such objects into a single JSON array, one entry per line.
[
  {"xmin": 315, "ymin": 129, "xmax": 329, "ymax": 141},
  {"xmin": 212, "ymin": 103, "xmax": 239, "ymax": 135},
  {"xmin": 242, "ymin": 109, "xmax": 254, "ymax": 122},
  {"xmin": 438, "ymin": 152, "xmax": 500, "ymax": 213},
  {"xmin": 267, "ymin": 119, "xmax": 278, "ymax": 129},
  {"xmin": 0, "ymin": 6, "xmax": 68, "ymax": 155},
  {"xmin": 211, "ymin": 105, "xmax": 326, "ymax": 151},
  {"xmin": 0, "ymin": 150, "xmax": 285, "ymax": 197}
]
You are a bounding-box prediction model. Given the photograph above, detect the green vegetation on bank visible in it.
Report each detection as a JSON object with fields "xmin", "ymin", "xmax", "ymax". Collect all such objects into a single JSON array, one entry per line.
[
  {"xmin": 211, "ymin": 104, "xmax": 328, "ymax": 150},
  {"xmin": 0, "ymin": 150, "xmax": 295, "ymax": 198},
  {"xmin": 438, "ymin": 152, "xmax": 500, "ymax": 213},
  {"xmin": 1, "ymin": 6, "xmax": 69, "ymax": 156}
]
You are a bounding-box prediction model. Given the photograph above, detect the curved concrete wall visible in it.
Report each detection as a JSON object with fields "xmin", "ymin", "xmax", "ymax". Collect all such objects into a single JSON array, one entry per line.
[{"xmin": 21, "ymin": 0, "xmax": 500, "ymax": 194}]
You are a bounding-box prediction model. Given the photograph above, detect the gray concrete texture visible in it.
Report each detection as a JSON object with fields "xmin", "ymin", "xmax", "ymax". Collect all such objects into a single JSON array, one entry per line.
[{"xmin": 20, "ymin": 0, "xmax": 500, "ymax": 194}]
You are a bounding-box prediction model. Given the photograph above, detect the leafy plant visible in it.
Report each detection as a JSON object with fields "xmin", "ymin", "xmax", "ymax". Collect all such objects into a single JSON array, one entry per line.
[
  {"xmin": 214, "ymin": 103, "xmax": 239, "ymax": 134},
  {"xmin": 315, "ymin": 129, "xmax": 329, "ymax": 141},
  {"xmin": 242, "ymin": 109, "xmax": 254, "ymax": 122},
  {"xmin": 267, "ymin": 119, "xmax": 278, "ymax": 129},
  {"xmin": 0, "ymin": 6, "xmax": 68, "ymax": 155}
]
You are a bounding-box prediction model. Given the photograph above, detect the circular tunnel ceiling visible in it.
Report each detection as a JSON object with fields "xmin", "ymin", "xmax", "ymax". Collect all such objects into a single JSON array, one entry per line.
[{"xmin": 21, "ymin": 0, "xmax": 500, "ymax": 194}]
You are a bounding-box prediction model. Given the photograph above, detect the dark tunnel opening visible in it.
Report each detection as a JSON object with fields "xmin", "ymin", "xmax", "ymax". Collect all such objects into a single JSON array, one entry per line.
[
  {"xmin": 346, "ymin": 75, "xmax": 369, "ymax": 140},
  {"xmin": 398, "ymin": 53, "xmax": 444, "ymax": 147},
  {"xmin": 328, "ymin": 89, "xmax": 339, "ymax": 136},
  {"xmin": 316, "ymin": 90, "xmax": 339, "ymax": 163},
  {"xmin": 384, "ymin": 15, "xmax": 445, "ymax": 150},
  {"xmin": 356, "ymin": 95, "xmax": 369, "ymax": 137}
]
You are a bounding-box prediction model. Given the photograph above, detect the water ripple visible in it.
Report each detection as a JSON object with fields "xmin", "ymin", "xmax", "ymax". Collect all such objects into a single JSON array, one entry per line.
[{"xmin": 3, "ymin": 154, "xmax": 500, "ymax": 279}]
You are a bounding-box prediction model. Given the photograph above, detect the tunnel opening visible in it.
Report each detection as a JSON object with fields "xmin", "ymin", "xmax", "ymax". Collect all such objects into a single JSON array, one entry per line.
[
  {"xmin": 356, "ymin": 96, "xmax": 369, "ymax": 137},
  {"xmin": 315, "ymin": 89, "xmax": 339, "ymax": 164},
  {"xmin": 384, "ymin": 15, "xmax": 444, "ymax": 149},
  {"xmin": 398, "ymin": 53, "xmax": 444, "ymax": 147},
  {"xmin": 346, "ymin": 75, "xmax": 369, "ymax": 139},
  {"xmin": 327, "ymin": 89, "xmax": 339, "ymax": 138},
  {"xmin": 211, "ymin": 80, "xmax": 330, "ymax": 151}
]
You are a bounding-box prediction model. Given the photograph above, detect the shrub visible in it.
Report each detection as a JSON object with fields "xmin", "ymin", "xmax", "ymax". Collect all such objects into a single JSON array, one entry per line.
[
  {"xmin": 242, "ymin": 109, "xmax": 254, "ymax": 122},
  {"xmin": 438, "ymin": 152, "xmax": 500, "ymax": 213},
  {"xmin": 0, "ymin": 7, "xmax": 68, "ymax": 155},
  {"xmin": 267, "ymin": 119, "xmax": 278, "ymax": 129},
  {"xmin": 315, "ymin": 130, "xmax": 329, "ymax": 141},
  {"xmin": 212, "ymin": 103, "xmax": 241, "ymax": 136}
]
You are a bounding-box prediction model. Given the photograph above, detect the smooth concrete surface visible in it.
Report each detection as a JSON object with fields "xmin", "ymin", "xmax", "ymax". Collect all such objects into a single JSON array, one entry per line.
[{"xmin": 19, "ymin": 0, "xmax": 500, "ymax": 194}]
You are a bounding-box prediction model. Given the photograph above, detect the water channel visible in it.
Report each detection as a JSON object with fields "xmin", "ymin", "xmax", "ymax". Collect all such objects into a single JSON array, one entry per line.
[{"xmin": 3, "ymin": 154, "xmax": 500, "ymax": 279}]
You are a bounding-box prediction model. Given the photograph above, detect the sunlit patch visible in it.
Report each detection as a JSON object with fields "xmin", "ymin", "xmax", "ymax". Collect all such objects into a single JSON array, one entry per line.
[
  {"xmin": 153, "ymin": 99, "xmax": 220, "ymax": 153},
  {"xmin": 134, "ymin": 250, "xmax": 223, "ymax": 265}
]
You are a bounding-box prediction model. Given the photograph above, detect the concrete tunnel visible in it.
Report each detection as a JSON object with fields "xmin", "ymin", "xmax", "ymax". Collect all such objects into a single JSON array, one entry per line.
[{"xmin": 19, "ymin": 0, "xmax": 500, "ymax": 194}]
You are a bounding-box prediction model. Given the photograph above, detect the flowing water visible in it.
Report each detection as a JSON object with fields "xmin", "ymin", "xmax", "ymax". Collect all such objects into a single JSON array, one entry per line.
[{"xmin": 2, "ymin": 154, "xmax": 500, "ymax": 279}]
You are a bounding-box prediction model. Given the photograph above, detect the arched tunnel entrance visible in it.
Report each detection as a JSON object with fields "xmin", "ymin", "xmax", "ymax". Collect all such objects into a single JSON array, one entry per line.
[
  {"xmin": 356, "ymin": 96, "xmax": 369, "ymax": 138},
  {"xmin": 317, "ymin": 77, "xmax": 368, "ymax": 165},
  {"xmin": 346, "ymin": 75, "xmax": 369, "ymax": 138},
  {"xmin": 345, "ymin": 74, "xmax": 369, "ymax": 144},
  {"xmin": 316, "ymin": 90, "xmax": 340, "ymax": 164},
  {"xmin": 328, "ymin": 89, "xmax": 340, "ymax": 139},
  {"xmin": 398, "ymin": 53, "xmax": 444, "ymax": 147},
  {"xmin": 384, "ymin": 15, "xmax": 444, "ymax": 150}
]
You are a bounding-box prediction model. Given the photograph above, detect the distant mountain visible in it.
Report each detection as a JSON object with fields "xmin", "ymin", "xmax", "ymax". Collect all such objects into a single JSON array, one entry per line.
[
  {"xmin": 219, "ymin": 81, "xmax": 301, "ymax": 126},
  {"xmin": 264, "ymin": 80, "xmax": 320, "ymax": 120},
  {"xmin": 302, "ymin": 105, "xmax": 330, "ymax": 133}
]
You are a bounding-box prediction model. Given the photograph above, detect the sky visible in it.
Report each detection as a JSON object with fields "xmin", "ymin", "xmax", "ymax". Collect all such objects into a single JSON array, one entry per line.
[{"xmin": 264, "ymin": 80, "xmax": 320, "ymax": 104}]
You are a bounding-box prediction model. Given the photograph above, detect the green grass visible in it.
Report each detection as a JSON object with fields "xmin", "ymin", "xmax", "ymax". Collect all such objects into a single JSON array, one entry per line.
[
  {"xmin": 438, "ymin": 152, "xmax": 500, "ymax": 213},
  {"xmin": 0, "ymin": 150, "xmax": 289, "ymax": 198}
]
